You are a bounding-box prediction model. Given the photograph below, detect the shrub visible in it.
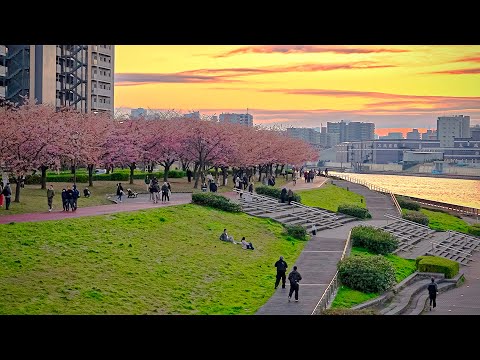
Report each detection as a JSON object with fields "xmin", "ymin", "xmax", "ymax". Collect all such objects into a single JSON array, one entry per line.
[
  {"xmin": 416, "ymin": 255, "xmax": 459, "ymax": 279},
  {"xmin": 402, "ymin": 210, "xmax": 429, "ymax": 226},
  {"xmin": 191, "ymin": 193, "xmax": 241, "ymax": 213},
  {"xmin": 338, "ymin": 204, "xmax": 371, "ymax": 219},
  {"xmin": 322, "ymin": 308, "xmax": 377, "ymax": 315},
  {"xmin": 350, "ymin": 226, "xmax": 399, "ymax": 255},
  {"xmin": 468, "ymin": 224, "xmax": 480, "ymax": 236},
  {"xmin": 338, "ymin": 255, "xmax": 396, "ymax": 293},
  {"xmin": 255, "ymin": 185, "xmax": 301, "ymax": 202},
  {"xmin": 396, "ymin": 196, "xmax": 420, "ymax": 211},
  {"xmin": 24, "ymin": 174, "xmax": 41, "ymax": 185},
  {"xmin": 284, "ymin": 225, "xmax": 307, "ymax": 240}
]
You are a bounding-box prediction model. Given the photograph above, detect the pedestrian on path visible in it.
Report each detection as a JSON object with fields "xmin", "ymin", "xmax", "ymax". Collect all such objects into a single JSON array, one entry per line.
[
  {"xmin": 287, "ymin": 189, "xmax": 294, "ymax": 204},
  {"xmin": 311, "ymin": 223, "xmax": 317, "ymax": 236},
  {"xmin": 274, "ymin": 256, "xmax": 288, "ymax": 289},
  {"xmin": 72, "ymin": 184, "xmax": 80, "ymax": 211},
  {"xmin": 116, "ymin": 183, "xmax": 124, "ymax": 203},
  {"xmin": 0, "ymin": 182, "xmax": 4, "ymax": 208},
  {"xmin": 288, "ymin": 266, "xmax": 302, "ymax": 302},
  {"xmin": 61, "ymin": 189, "xmax": 68, "ymax": 211},
  {"xmin": 427, "ymin": 277, "xmax": 438, "ymax": 311},
  {"xmin": 2, "ymin": 183, "xmax": 12, "ymax": 210},
  {"xmin": 47, "ymin": 184, "xmax": 55, "ymax": 212}
]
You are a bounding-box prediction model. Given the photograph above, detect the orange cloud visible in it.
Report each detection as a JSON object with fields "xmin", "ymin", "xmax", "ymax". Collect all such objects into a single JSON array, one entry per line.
[
  {"xmin": 214, "ymin": 45, "xmax": 410, "ymax": 57},
  {"xmin": 426, "ymin": 68, "xmax": 480, "ymax": 75}
]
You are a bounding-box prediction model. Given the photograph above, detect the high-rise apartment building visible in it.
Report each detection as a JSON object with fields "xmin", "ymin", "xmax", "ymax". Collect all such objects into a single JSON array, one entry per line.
[
  {"xmin": 2, "ymin": 45, "xmax": 114, "ymax": 114},
  {"xmin": 327, "ymin": 120, "xmax": 375, "ymax": 142},
  {"xmin": 0, "ymin": 45, "xmax": 6, "ymax": 99},
  {"xmin": 131, "ymin": 108, "xmax": 147, "ymax": 119},
  {"xmin": 219, "ymin": 113, "xmax": 253, "ymax": 127},
  {"xmin": 184, "ymin": 111, "xmax": 201, "ymax": 120},
  {"xmin": 437, "ymin": 115, "xmax": 471, "ymax": 147},
  {"xmin": 422, "ymin": 129, "xmax": 437, "ymax": 140},
  {"xmin": 286, "ymin": 127, "xmax": 319, "ymax": 145},
  {"xmin": 379, "ymin": 132, "xmax": 404, "ymax": 140},
  {"xmin": 327, "ymin": 120, "xmax": 347, "ymax": 142}
]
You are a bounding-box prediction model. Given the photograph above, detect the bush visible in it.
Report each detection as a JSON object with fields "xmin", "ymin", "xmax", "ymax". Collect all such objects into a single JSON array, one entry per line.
[
  {"xmin": 468, "ymin": 224, "xmax": 480, "ymax": 236},
  {"xmin": 338, "ymin": 204, "xmax": 371, "ymax": 219},
  {"xmin": 255, "ymin": 185, "xmax": 301, "ymax": 202},
  {"xmin": 284, "ymin": 225, "xmax": 307, "ymax": 240},
  {"xmin": 351, "ymin": 226, "xmax": 399, "ymax": 255},
  {"xmin": 191, "ymin": 193, "xmax": 241, "ymax": 212},
  {"xmin": 338, "ymin": 255, "xmax": 396, "ymax": 293},
  {"xmin": 396, "ymin": 197, "xmax": 420, "ymax": 211},
  {"xmin": 24, "ymin": 174, "xmax": 41, "ymax": 185},
  {"xmin": 402, "ymin": 210, "xmax": 429, "ymax": 226},
  {"xmin": 416, "ymin": 255, "xmax": 459, "ymax": 279},
  {"xmin": 322, "ymin": 308, "xmax": 377, "ymax": 315}
]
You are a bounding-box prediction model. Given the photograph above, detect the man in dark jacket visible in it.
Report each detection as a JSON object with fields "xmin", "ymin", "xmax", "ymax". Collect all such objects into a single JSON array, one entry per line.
[
  {"xmin": 274, "ymin": 256, "xmax": 288, "ymax": 289},
  {"xmin": 427, "ymin": 277, "xmax": 439, "ymax": 311},
  {"xmin": 187, "ymin": 169, "xmax": 192, "ymax": 183},
  {"xmin": 288, "ymin": 266, "xmax": 302, "ymax": 302},
  {"xmin": 72, "ymin": 184, "xmax": 80, "ymax": 211},
  {"xmin": 3, "ymin": 183, "xmax": 12, "ymax": 210},
  {"xmin": 280, "ymin": 188, "xmax": 287, "ymax": 203}
]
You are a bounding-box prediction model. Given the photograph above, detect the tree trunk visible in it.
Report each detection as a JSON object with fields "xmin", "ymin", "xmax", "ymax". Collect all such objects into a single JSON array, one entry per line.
[
  {"xmin": 275, "ymin": 164, "xmax": 280, "ymax": 176},
  {"xmin": 163, "ymin": 163, "xmax": 170, "ymax": 182},
  {"xmin": 129, "ymin": 162, "xmax": 136, "ymax": 185},
  {"xmin": 14, "ymin": 176, "xmax": 21, "ymax": 202},
  {"xmin": 258, "ymin": 166, "xmax": 263, "ymax": 182},
  {"xmin": 88, "ymin": 164, "xmax": 94, "ymax": 187},
  {"xmin": 214, "ymin": 167, "xmax": 219, "ymax": 183},
  {"xmin": 280, "ymin": 164, "xmax": 285, "ymax": 180},
  {"xmin": 221, "ymin": 166, "xmax": 227, "ymax": 186},
  {"xmin": 40, "ymin": 165, "xmax": 48, "ymax": 190},
  {"xmin": 193, "ymin": 161, "xmax": 202, "ymax": 189},
  {"xmin": 106, "ymin": 165, "xmax": 111, "ymax": 174},
  {"xmin": 148, "ymin": 162, "xmax": 154, "ymax": 173}
]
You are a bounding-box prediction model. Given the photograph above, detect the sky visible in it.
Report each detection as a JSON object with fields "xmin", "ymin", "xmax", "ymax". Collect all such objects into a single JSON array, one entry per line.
[{"xmin": 114, "ymin": 45, "xmax": 480, "ymax": 134}]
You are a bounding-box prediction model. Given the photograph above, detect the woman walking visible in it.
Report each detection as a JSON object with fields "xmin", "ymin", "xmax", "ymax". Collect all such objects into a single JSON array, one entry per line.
[{"xmin": 116, "ymin": 183, "xmax": 124, "ymax": 203}]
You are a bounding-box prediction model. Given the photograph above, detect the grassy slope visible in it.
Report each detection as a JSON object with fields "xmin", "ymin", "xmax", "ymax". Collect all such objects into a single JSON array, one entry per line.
[
  {"xmin": 0, "ymin": 204, "xmax": 305, "ymax": 315},
  {"xmin": 420, "ymin": 209, "xmax": 470, "ymax": 233},
  {"xmin": 297, "ymin": 183, "xmax": 366, "ymax": 212},
  {"xmin": 331, "ymin": 247, "xmax": 416, "ymax": 309}
]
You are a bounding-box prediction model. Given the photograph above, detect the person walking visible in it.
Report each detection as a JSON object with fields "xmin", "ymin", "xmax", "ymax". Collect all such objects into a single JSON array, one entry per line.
[
  {"xmin": 427, "ymin": 277, "xmax": 439, "ymax": 311},
  {"xmin": 144, "ymin": 176, "xmax": 150, "ymax": 191},
  {"xmin": 3, "ymin": 183, "xmax": 12, "ymax": 210},
  {"xmin": 116, "ymin": 183, "xmax": 124, "ymax": 203},
  {"xmin": 288, "ymin": 265, "xmax": 302, "ymax": 302},
  {"xmin": 187, "ymin": 169, "xmax": 193, "ymax": 183},
  {"xmin": 47, "ymin": 184, "xmax": 55, "ymax": 212},
  {"xmin": 274, "ymin": 256, "xmax": 288, "ymax": 289},
  {"xmin": 66, "ymin": 187, "xmax": 74, "ymax": 211},
  {"xmin": 161, "ymin": 182, "xmax": 170, "ymax": 202},
  {"xmin": 248, "ymin": 182, "xmax": 254, "ymax": 194},
  {"xmin": 287, "ymin": 189, "xmax": 294, "ymax": 205},
  {"xmin": 61, "ymin": 188, "xmax": 68, "ymax": 211},
  {"xmin": 72, "ymin": 184, "xmax": 80, "ymax": 211},
  {"xmin": 311, "ymin": 223, "xmax": 317, "ymax": 236},
  {"xmin": 0, "ymin": 182, "xmax": 4, "ymax": 208}
]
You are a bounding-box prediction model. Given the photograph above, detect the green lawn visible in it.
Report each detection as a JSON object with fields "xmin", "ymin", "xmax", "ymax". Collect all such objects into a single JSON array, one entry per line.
[
  {"xmin": 0, "ymin": 204, "xmax": 305, "ymax": 314},
  {"xmin": 420, "ymin": 209, "xmax": 470, "ymax": 233},
  {"xmin": 297, "ymin": 183, "xmax": 366, "ymax": 212},
  {"xmin": 330, "ymin": 247, "xmax": 416, "ymax": 309}
]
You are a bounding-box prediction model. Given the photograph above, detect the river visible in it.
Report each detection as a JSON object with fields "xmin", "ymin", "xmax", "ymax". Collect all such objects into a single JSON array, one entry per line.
[{"xmin": 330, "ymin": 172, "xmax": 480, "ymax": 209}]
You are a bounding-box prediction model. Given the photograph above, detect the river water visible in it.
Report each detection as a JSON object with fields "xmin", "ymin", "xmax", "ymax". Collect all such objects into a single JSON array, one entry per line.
[{"xmin": 330, "ymin": 172, "xmax": 480, "ymax": 209}]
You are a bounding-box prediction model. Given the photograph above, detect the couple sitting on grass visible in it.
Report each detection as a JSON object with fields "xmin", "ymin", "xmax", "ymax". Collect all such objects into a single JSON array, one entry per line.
[{"xmin": 219, "ymin": 229, "xmax": 254, "ymax": 250}]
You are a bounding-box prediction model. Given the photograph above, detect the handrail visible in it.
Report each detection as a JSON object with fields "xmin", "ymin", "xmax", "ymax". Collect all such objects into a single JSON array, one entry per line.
[
  {"xmin": 311, "ymin": 230, "xmax": 352, "ymax": 315},
  {"xmin": 429, "ymin": 241, "xmax": 472, "ymax": 256},
  {"xmin": 384, "ymin": 213, "xmax": 433, "ymax": 231},
  {"xmin": 390, "ymin": 193, "xmax": 402, "ymax": 216},
  {"xmin": 447, "ymin": 230, "xmax": 480, "ymax": 243}
]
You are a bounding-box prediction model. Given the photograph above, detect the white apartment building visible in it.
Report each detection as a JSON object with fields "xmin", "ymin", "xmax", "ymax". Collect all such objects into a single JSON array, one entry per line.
[
  {"xmin": 219, "ymin": 113, "xmax": 253, "ymax": 127},
  {"xmin": 437, "ymin": 115, "xmax": 471, "ymax": 147}
]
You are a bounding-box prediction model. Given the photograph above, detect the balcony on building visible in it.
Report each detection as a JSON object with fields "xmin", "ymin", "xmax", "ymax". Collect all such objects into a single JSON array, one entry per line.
[
  {"xmin": 92, "ymin": 72, "xmax": 112, "ymax": 83},
  {"xmin": 0, "ymin": 65, "xmax": 5, "ymax": 77},
  {"xmin": 92, "ymin": 87, "xmax": 111, "ymax": 97}
]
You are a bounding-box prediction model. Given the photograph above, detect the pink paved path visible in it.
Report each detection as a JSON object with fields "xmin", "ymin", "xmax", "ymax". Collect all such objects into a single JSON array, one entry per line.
[{"xmin": 0, "ymin": 193, "xmax": 192, "ymax": 224}]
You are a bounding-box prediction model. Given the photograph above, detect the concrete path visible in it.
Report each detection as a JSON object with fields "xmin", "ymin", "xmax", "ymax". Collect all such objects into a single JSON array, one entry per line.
[
  {"xmin": 331, "ymin": 179, "xmax": 400, "ymax": 220},
  {"xmin": 423, "ymin": 250, "xmax": 480, "ymax": 315},
  {"xmin": 0, "ymin": 193, "xmax": 192, "ymax": 224},
  {"xmin": 284, "ymin": 177, "xmax": 328, "ymax": 191}
]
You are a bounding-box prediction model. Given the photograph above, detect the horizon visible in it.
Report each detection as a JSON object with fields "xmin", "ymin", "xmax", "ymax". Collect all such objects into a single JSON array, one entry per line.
[{"xmin": 114, "ymin": 45, "xmax": 480, "ymax": 129}]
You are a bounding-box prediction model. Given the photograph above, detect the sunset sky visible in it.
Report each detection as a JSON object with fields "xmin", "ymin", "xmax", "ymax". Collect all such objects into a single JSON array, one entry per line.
[{"xmin": 114, "ymin": 45, "xmax": 480, "ymax": 134}]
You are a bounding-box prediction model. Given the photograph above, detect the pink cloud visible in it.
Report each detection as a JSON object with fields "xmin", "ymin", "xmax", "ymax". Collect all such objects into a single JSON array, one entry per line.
[{"xmin": 426, "ymin": 68, "xmax": 480, "ymax": 75}]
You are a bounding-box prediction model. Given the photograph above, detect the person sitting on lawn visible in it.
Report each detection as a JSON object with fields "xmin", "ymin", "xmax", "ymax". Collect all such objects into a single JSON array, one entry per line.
[
  {"xmin": 83, "ymin": 187, "xmax": 91, "ymax": 198},
  {"xmin": 240, "ymin": 237, "xmax": 254, "ymax": 250},
  {"xmin": 219, "ymin": 228, "xmax": 237, "ymax": 244}
]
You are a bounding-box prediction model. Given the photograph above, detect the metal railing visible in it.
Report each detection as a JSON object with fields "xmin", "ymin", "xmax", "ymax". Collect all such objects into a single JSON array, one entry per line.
[
  {"xmin": 311, "ymin": 230, "xmax": 352, "ymax": 315},
  {"xmin": 429, "ymin": 241, "xmax": 473, "ymax": 257},
  {"xmin": 384, "ymin": 213, "xmax": 433, "ymax": 231}
]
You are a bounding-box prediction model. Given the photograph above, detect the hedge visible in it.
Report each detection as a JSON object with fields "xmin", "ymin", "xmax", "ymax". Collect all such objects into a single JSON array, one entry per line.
[
  {"xmin": 337, "ymin": 204, "xmax": 371, "ymax": 219},
  {"xmin": 468, "ymin": 224, "xmax": 480, "ymax": 236},
  {"xmin": 284, "ymin": 225, "xmax": 307, "ymax": 240},
  {"xmin": 350, "ymin": 225, "xmax": 399, "ymax": 255},
  {"xmin": 22, "ymin": 170, "xmax": 185, "ymax": 184},
  {"xmin": 338, "ymin": 255, "xmax": 396, "ymax": 293},
  {"xmin": 322, "ymin": 308, "xmax": 377, "ymax": 315},
  {"xmin": 402, "ymin": 210, "xmax": 429, "ymax": 226},
  {"xmin": 415, "ymin": 255, "xmax": 459, "ymax": 279},
  {"xmin": 255, "ymin": 186, "xmax": 301, "ymax": 203},
  {"xmin": 396, "ymin": 197, "xmax": 421, "ymax": 211},
  {"xmin": 191, "ymin": 193, "xmax": 241, "ymax": 213}
]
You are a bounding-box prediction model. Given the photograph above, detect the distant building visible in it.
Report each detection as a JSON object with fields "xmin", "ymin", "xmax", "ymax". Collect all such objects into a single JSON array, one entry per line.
[
  {"xmin": 0, "ymin": 45, "xmax": 5, "ymax": 99},
  {"xmin": 470, "ymin": 125, "xmax": 480, "ymax": 140},
  {"xmin": 286, "ymin": 127, "xmax": 319, "ymax": 145},
  {"xmin": 406, "ymin": 128, "xmax": 421, "ymax": 140},
  {"xmin": 379, "ymin": 132, "xmax": 403, "ymax": 140},
  {"xmin": 437, "ymin": 115, "xmax": 471, "ymax": 147},
  {"xmin": 219, "ymin": 113, "xmax": 253, "ymax": 127},
  {"xmin": 327, "ymin": 120, "xmax": 374, "ymax": 142},
  {"xmin": 131, "ymin": 108, "xmax": 147, "ymax": 119},
  {"xmin": 184, "ymin": 111, "xmax": 201, "ymax": 120},
  {"xmin": 422, "ymin": 129, "xmax": 437, "ymax": 140}
]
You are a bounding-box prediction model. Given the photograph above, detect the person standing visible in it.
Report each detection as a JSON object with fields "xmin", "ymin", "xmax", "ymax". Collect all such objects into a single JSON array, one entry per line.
[
  {"xmin": 427, "ymin": 277, "xmax": 439, "ymax": 311},
  {"xmin": 66, "ymin": 187, "xmax": 74, "ymax": 211},
  {"xmin": 3, "ymin": 183, "xmax": 12, "ymax": 210},
  {"xmin": 288, "ymin": 265, "xmax": 302, "ymax": 302},
  {"xmin": 248, "ymin": 182, "xmax": 254, "ymax": 194},
  {"xmin": 287, "ymin": 189, "xmax": 294, "ymax": 205},
  {"xmin": 292, "ymin": 171, "xmax": 297, "ymax": 186},
  {"xmin": 61, "ymin": 188, "xmax": 68, "ymax": 211},
  {"xmin": 0, "ymin": 182, "xmax": 4, "ymax": 208},
  {"xmin": 47, "ymin": 184, "xmax": 55, "ymax": 212},
  {"xmin": 161, "ymin": 182, "xmax": 170, "ymax": 202},
  {"xmin": 72, "ymin": 184, "xmax": 80, "ymax": 211},
  {"xmin": 311, "ymin": 223, "xmax": 317, "ymax": 236},
  {"xmin": 116, "ymin": 183, "xmax": 124, "ymax": 203},
  {"xmin": 187, "ymin": 169, "xmax": 193, "ymax": 183},
  {"xmin": 274, "ymin": 256, "xmax": 288, "ymax": 289},
  {"xmin": 144, "ymin": 176, "xmax": 150, "ymax": 191}
]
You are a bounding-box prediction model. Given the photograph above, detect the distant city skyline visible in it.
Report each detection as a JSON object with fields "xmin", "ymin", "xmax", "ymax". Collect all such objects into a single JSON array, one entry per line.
[{"xmin": 114, "ymin": 45, "xmax": 480, "ymax": 129}]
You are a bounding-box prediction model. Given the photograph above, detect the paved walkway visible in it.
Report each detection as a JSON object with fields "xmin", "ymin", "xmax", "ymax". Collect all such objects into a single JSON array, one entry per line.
[{"xmin": 0, "ymin": 193, "xmax": 192, "ymax": 224}]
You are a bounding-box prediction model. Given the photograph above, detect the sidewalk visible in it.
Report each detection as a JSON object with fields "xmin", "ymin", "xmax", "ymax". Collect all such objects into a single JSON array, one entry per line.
[{"xmin": 0, "ymin": 193, "xmax": 192, "ymax": 224}]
